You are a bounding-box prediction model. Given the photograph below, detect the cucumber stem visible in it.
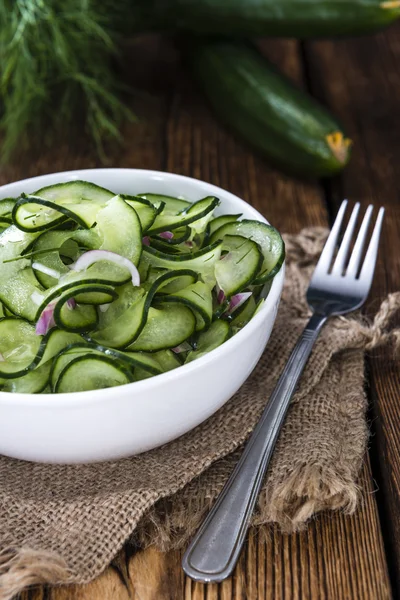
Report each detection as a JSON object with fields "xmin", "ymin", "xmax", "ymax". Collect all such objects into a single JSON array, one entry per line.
[
  {"xmin": 326, "ymin": 132, "xmax": 352, "ymax": 165},
  {"xmin": 381, "ymin": 1, "xmax": 400, "ymax": 8}
]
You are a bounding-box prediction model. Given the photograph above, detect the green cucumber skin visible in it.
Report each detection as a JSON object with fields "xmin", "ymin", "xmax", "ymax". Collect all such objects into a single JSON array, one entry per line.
[
  {"xmin": 162, "ymin": 0, "xmax": 400, "ymax": 38},
  {"xmin": 188, "ymin": 40, "xmax": 351, "ymax": 177}
]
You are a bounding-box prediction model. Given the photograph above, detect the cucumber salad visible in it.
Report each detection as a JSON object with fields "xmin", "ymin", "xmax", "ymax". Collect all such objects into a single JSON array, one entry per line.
[{"xmin": 0, "ymin": 181, "xmax": 284, "ymax": 394}]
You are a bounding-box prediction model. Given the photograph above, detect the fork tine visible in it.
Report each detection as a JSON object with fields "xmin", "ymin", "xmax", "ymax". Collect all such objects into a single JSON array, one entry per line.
[
  {"xmin": 331, "ymin": 203, "xmax": 360, "ymax": 276},
  {"xmin": 346, "ymin": 205, "xmax": 374, "ymax": 278},
  {"xmin": 315, "ymin": 200, "xmax": 348, "ymax": 273},
  {"xmin": 359, "ymin": 207, "xmax": 385, "ymax": 285}
]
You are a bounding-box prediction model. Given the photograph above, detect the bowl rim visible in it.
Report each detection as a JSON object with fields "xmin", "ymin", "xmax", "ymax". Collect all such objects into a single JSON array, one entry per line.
[{"xmin": 0, "ymin": 168, "xmax": 285, "ymax": 406}]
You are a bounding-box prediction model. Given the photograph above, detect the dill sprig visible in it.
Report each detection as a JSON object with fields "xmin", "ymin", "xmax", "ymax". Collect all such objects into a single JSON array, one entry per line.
[{"xmin": 0, "ymin": 0, "xmax": 135, "ymax": 161}]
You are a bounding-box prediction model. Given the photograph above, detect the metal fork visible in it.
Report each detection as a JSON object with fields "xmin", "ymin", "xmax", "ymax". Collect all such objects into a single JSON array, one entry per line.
[{"xmin": 182, "ymin": 201, "xmax": 385, "ymax": 583}]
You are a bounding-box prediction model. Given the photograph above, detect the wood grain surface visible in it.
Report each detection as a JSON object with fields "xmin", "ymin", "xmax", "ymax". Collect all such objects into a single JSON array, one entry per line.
[{"xmin": 10, "ymin": 24, "xmax": 400, "ymax": 600}]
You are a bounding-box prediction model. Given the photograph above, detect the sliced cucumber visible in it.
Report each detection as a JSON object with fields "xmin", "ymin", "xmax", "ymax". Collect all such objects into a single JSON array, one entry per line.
[
  {"xmin": 91, "ymin": 287, "xmax": 147, "ymax": 348},
  {"xmin": 92, "ymin": 270, "xmax": 197, "ymax": 348},
  {"xmin": 55, "ymin": 355, "xmax": 132, "ymax": 393},
  {"xmin": 13, "ymin": 180, "xmax": 114, "ymax": 233},
  {"xmin": 0, "ymin": 198, "xmax": 16, "ymax": 218},
  {"xmin": 37, "ymin": 329, "xmax": 83, "ymax": 367},
  {"xmin": 0, "ymin": 318, "xmax": 42, "ymax": 378},
  {"xmin": 210, "ymin": 219, "xmax": 285, "ymax": 283},
  {"xmin": 156, "ymin": 281, "xmax": 212, "ymax": 331},
  {"xmin": 142, "ymin": 241, "xmax": 222, "ymax": 286},
  {"xmin": 34, "ymin": 261, "xmax": 132, "ymax": 319},
  {"xmin": 152, "ymin": 349, "xmax": 182, "ymax": 371},
  {"xmin": 52, "ymin": 286, "xmax": 108, "ymax": 332},
  {"xmin": 229, "ymin": 295, "xmax": 257, "ymax": 328},
  {"xmin": 207, "ymin": 214, "xmax": 242, "ymax": 237},
  {"xmin": 148, "ymin": 196, "xmax": 220, "ymax": 234},
  {"xmin": 127, "ymin": 303, "xmax": 196, "ymax": 352},
  {"xmin": 138, "ymin": 193, "xmax": 190, "ymax": 214},
  {"xmin": 30, "ymin": 231, "xmax": 76, "ymax": 288},
  {"xmin": 185, "ymin": 320, "xmax": 230, "ymax": 363},
  {"xmin": 1, "ymin": 363, "xmax": 51, "ymax": 393},
  {"xmin": 215, "ymin": 235, "xmax": 263, "ymax": 297},
  {"xmin": 120, "ymin": 195, "xmax": 159, "ymax": 232},
  {"xmin": 153, "ymin": 226, "xmax": 191, "ymax": 246},
  {"xmin": 93, "ymin": 195, "xmax": 142, "ymax": 265},
  {"xmin": 0, "ymin": 267, "xmax": 45, "ymax": 321}
]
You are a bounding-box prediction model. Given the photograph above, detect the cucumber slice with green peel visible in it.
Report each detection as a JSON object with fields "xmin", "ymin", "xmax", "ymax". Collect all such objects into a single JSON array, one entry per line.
[
  {"xmin": 215, "ymin": 234, "xmax": 263, "ymax": 297},
  {"xmin": 52, "ymin": 286, "xmax": 114, "ymax": 332},
  {"xmin": 37, "ymin": 330, "xmax": 83, "ymax": 368},
  {"xmin": 51, "ymin": 346, "xmax": 131, "ymax": 391},
  {"xmin": 148, "ymin": 196, "xmax": 220, "ymax": 234},
  {"xmin": 30, "ymin": 231, "xmax": 77, "ymax": 288},
  {"xmin": 1, "ymin": 363, "xmax": 51, "ymax": 393},
  {"xmin": 120, "ymin": 195, "xmax": 160, "ymax": 232},
  {"xmin": 210, "ymin": 220, "xmax": 285, "ymax": 284},
  {"xmin": 92, "ymin": 284, "xmax": 146, "ymax": 347},
  {"xmin": 153, "ymin": 226, "xmax": 191, "ymax": 246},
  {"xmin": 0, "ymin": 318, "xmax": 42, "ymax": 378},
  {"xmin": 53, "ymin": 343, "xmax": 164, "ymax": 381},
  {"xmin": 34, "ymin": 261, "xmax": 132, "ymax": 319},
  {"xmin": 0, "ymin": 267, "xmax": 45, "ymax": 321},
  {"xmin": 185, "ymin": 320, "xmax": 230, "ymax": 364},
  {"xmin": 93, "ymin": 270, "xmax": 197, "ymax": 348},
  {"xmin": 13, "ymin": 195, "xmax": 95, "ymax": 232},
  {"xmin": 229, "ymin": 295, "xmax": 257, "ymax": 328},
  {"xmin": 91, "ymin": 290, "xmax": 146, "ymax": 348},
  {"xmin": 50, "ymin": 346, "xmax": 102, "ymax": 390},
  {"xmin": 127, "ymin": 303, "xmax": 196, "ymax": 352},
  {"xmin": 155, "ymin": 270, "xmax": 198, "ymax": 294},
  {"xmin": 207, "ymin": 214, "xmax": 242, "ymax": 237},
  {"xmin": 156, "ymin": 281, "xmax": 212, "ymax": 331},
  {"xmin": 13, "ymin": 180, "xmax": 114, "ymax": 233},
  {"xmin": 151, "ymin": 349, "xmax": 182, "ymax": 371},
  {"xmin": 73, "ymin": 287, "xmax": 117, "ymax": 305},
  {"xmin": 138, "ymin": 193, "xmax": 190, "ymax": 215},
  {"xmin": 93, "ymin": 195, "xmax": 142, "ymax": 265},
  {"xmin": 35, "ymin": 180, "xmax": 114, "ymax": 205},
  {"xmin": 147, "ymin": 238, "xmax": 185, "ymax": 255},
  {"xmin": 0, "ymin": 198, "xmax": 16, "ymax": 218},
  {"xmin": 132, "ymin": 367, "xmax": 154, "ymax": 381},
  {"xmin": 55, "ymin": 355, "xmax": 132, "ymax": 393},
  {"xmin": 0, "ymin": 226, "xmax": 40, "ymax": 286},
  {"xmin": 142, "ymin": 241, "xmax": 222, "ymax": 286}
]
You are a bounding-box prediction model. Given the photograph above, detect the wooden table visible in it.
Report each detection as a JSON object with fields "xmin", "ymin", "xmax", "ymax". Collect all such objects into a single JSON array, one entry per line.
[{"xmin": 14, "ymin": 23, "xmax": 400, "ymax": 600}]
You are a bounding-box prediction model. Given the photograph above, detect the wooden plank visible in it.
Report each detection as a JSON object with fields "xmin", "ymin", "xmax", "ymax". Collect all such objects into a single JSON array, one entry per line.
[
  {"xmin": 12, "ymin": 35, "xmax": 391, "ymax": 600},
  {"xmin": 303, "ymin": 24, "xmax": 400, "ymax": 592},
  {"xmin": 19, "ymin": 460, "xmax": 389, "ymax": 600}
]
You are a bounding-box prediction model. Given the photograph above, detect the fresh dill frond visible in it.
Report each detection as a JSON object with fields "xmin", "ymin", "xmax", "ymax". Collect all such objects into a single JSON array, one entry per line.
[{"xmin": 0, "ymin": 0, "xmax": 135, "ymax": 161}]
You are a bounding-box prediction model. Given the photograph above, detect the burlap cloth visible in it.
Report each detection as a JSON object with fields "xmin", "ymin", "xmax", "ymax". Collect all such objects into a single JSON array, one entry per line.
[{"xmin": 0, "ymin": 227, "xmax": 399, "ymax": 600}]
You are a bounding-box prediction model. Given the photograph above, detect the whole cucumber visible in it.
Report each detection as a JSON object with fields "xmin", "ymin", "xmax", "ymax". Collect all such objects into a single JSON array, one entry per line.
[
  {"xmin": 113, "ymin": 0, "xmax": 400, "ymax": 38},
  {"xmin": 188, "ymin": 40, "xmax": 352, "ymax": 178}
]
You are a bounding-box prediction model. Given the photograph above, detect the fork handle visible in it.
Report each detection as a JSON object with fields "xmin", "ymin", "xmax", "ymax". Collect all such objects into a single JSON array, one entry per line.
[{"xmin": 182, "ymin": 313, "xmax": 327, "ymax": 583}]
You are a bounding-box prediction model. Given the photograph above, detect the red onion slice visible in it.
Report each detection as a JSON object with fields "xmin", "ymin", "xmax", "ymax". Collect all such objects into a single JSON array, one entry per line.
[
  {"xmin": 71, "ymin": 250, "xmax": 140, "ymax": 286},
  {"xmin": 66, "ymin": 298, "xmax": 76, "ymax": 310},
  {"xmin": 171, "ymin": 341, "xmax": 192, "ymax": 353},
  {"xmin": 159, "ymin": 231, "xmax": 174, "ymax": 240},
  {"xmin": 142, "ymin": 236, "xmax": 150, "ymax": 246},
  {"xmin": 217, "ymin": 287, "xmax": 226, "ymax": 305},
  {"xmin": 224, "ymin": 292, "xmax": 252, "ymax": 316},
  {"xmin": 35, "ymin": 301, "xmax": 57, "ymax": 335}
]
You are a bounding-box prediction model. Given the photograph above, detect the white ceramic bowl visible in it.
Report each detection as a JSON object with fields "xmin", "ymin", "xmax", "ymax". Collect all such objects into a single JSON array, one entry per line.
[{"xmin": 0, "ymin": 169, "xmax": 284, "ymax": 463}]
